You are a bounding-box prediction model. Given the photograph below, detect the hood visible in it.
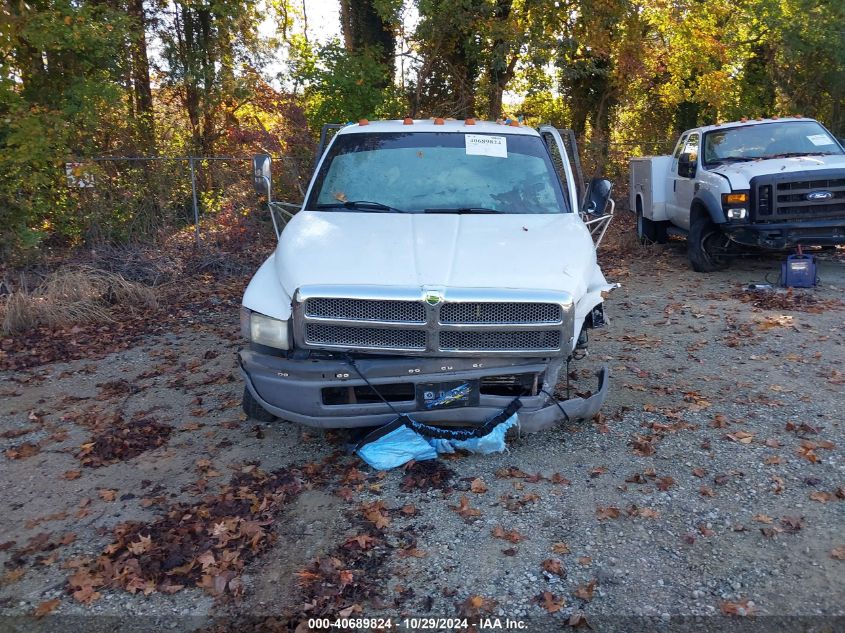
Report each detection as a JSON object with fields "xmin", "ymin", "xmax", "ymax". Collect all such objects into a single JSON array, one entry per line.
[
  {"xmin": 711, "ymin": 154, "xmax": 845, "ymax": 189},
  {"xmin": 274, "ymin": 211, "xmax": 601, "ymax": 300}
]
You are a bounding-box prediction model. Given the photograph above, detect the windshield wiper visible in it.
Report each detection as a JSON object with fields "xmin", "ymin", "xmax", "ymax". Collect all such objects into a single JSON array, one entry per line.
[
  {"xmin": 710, "ymin": 156, "xmax": 756, "ymax": 164},
  {"xmin": 762, "ymin": 152, "xmax": 832, "ymax": 159},
  {"xmin": 316, "ymin": 200, "xmax": 409, "ymax": 213},
  {"xmin": 423, "ymin": 207, "xmax": 502, "ymax": 214}
]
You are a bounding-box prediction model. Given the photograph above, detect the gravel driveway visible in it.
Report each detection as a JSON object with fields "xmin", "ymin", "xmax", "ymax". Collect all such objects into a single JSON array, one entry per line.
[{"xmin": 1, "ymin": 241, "xmax": 843, "ymax": 633}]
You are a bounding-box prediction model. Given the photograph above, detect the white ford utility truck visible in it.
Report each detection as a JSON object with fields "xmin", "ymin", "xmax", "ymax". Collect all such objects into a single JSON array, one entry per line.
[
  {"xmin": 239, "ymin": 119, "xmax": 615, "ymax": 434},
  {"xmin": 630, "ymin": 117, "xmax": 845, "ymax": 271}
]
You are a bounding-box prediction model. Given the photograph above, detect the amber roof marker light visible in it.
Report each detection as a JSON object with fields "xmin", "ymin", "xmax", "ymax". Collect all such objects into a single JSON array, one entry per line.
[
  {"xmin": 403, "ymin": 117, "xmax": 413, "ymax": 125},
  {"xmin": 358, "ymin": 118, "xmax": 369, "ymax": 126}
]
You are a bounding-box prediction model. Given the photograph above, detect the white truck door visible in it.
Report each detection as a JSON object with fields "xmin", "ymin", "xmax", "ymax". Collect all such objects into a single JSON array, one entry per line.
[
  {"xmin": 668, "ymin": 131, "xmax": 700, "ymax": 230},
  {"xmin": 538, "ymin": 125, "xmax": 580, "ymax": 213}
]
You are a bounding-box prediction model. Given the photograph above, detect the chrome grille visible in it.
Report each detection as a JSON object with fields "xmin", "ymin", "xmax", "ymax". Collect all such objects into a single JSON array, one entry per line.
[
  {"xmin": 306, "ymin": 323, "xmax": 426, "ymax": 350},
  {"xmin": 440, "ymin": 330, "xmax": 561, "ymax": 352},
  {"xmin": 294, "ymin": 286, "xmax": 574, "ymax": 356},
  {"xmin": 305, "ymin": 297, "xmax": 425, "ymax": 323},
  {"xmin": 440, "ymin": 302, "xmax": 561, "ymax": 324}
]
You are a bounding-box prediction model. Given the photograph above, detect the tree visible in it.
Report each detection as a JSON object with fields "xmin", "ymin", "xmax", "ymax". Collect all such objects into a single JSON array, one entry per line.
[
  {"xmin": 339, "ymin": 0, "xmax": 399, "ymax": 83},
  {"xmin": 155, "ymin": 0, "xmax": 267, "ymax": 155}
]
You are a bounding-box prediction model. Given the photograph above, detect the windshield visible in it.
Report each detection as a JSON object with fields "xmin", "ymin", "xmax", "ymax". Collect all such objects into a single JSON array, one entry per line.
[
  {"xmin": 703, "ymin": 121, "xmax": 844, "ymax": 165},
  {"xmin": 306, "ymin": 131, "xmax": 570, "ymax": 214}
]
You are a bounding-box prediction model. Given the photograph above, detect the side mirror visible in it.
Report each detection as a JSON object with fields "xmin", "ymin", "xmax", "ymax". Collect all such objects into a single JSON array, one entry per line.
[
  {"xmin": 253, "ymin": 154, "xmax": 272, "ymax": 197},
  {"xmin": 678, "ymin": 152, "xmax": 697, "ymax": 178},
  {"xmin": 581, "ymin": 178, "xmax": 613, "ymax": 216}
]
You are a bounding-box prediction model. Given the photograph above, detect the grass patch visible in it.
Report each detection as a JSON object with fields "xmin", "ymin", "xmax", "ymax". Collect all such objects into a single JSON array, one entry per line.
[{"xmin": 2, "ymin": 266, "xmax": 157, "ymax": 333}]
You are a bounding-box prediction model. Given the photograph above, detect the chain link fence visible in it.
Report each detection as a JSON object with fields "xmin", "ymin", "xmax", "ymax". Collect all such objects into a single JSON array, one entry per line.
[{"xmin": 65, "ymin": 153, "xmax": 309, "ymax": 246}]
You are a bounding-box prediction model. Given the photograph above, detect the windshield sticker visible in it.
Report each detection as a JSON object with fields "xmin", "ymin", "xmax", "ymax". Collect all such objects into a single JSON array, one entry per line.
[
  {"xmin": 807, "ymin": 134, "xmax": 835, "ymax": 146},
  {"xmin": 465, "ymin": 134, "xmax": 507, "ymax": 158}
]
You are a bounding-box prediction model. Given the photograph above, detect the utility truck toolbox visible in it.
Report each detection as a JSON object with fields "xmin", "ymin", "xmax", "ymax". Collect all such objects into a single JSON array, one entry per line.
[
  {"xmin": 629, "ymin": 117, "xmax": 845, "ymax": 271},
  {"xmin": 239, "ymin": 119, "xmax": 615, "ymax": 434}
]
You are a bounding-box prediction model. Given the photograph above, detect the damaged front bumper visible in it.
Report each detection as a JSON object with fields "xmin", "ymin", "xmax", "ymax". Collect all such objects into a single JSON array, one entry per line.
[{"xmin": 238, "ymin": 348, "xmax": 608, "ymax": 432}]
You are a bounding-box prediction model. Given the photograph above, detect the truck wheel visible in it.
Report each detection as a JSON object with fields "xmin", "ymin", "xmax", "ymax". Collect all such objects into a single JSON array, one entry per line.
[
  {"xmin": 636, "ymin": 210, "xmax": 655, "ymax": 243},
  {"xmin": 688, "ymin": 214, "xmax": 731, "ymax": 272},
  {"xmin": 636, "ymin": 207, "xmax": 667, "ymax": 244},
  {"xmin": 242, "ymin": 386, "xmax": 276, "ymax": 422}
]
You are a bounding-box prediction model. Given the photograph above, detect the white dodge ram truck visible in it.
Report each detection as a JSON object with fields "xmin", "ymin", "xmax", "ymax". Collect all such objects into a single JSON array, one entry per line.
[
  {"xmin": 238, "ymin": 119, "xmax": 614, "ymax": 433},
  {"xmin": 630, "ymin": 117, "xmax": 845, "ymax": 271}
]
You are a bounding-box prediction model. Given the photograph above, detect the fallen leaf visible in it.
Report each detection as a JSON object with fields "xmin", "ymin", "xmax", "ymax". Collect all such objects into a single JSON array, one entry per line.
[
  {"xmin": 491, "ymin": 526, "xmax": 525, "ymax": 543},
  {"xmin": 724, "ymin": 431, "xmax": 754, "ymax": 444},
  {"xmin": 61, "ymin": 470, "xmax": 82, "ymax": 480},
  {"xmin": 550, "ymin": 473, "xmax": 571, "ymax": 485},
  {"xmin": 753, "ymin": 514, "xmax": 773, "ymax": 524},
  {"xmin": 98, "ymin": 489, "xmax": 117, "ymax": 502},
  {"xmin": 568, "ymin": 612, "xmax": 590, "ymax": 628},
  {"xmin": 33, "ymin": 598, "xmax": 60, "ymax": 618},
  {"xmin": 809, "ymin": 491, "xmax": 833, "ymax": 503},
  {"xmin": 573, "ymin": 580, "xmax": 596, "ymax": 602},
  {"xmin": 452, "ymin": 495, "xmax": 482, "ymax": 520},
  {"xmin": 541, "ymin": 558, "xmax": 565, "ymax": 577},
  {"xmin": 780, "ymin": 515, "xmax": 803, "ymax": 533},
  {"xmin": 72, "ymin": 585, "xmax": 101, "ymax": 605},
  {"xmin": 397, "ymin": 547, "xmax": 426, "ymax": 558},
  {"xmin": 596, "ymin": 506, "xmax": 621, "ymax": 520},
  {"xmin": 831, "ymin": 546, "xmax": 845, "ymax": 560},
  {"xmin": 535, "ymin": 590, "xmax": 565, "ymax": 613},
  {"xmin": 470, "ymin": 478, "xmax": 488, "ymax": 494},
  {"xmin": 657, "ymin": 476, "xmax": 675, "ymax": 491},
  {"xmin": 551, "ymin": 542, "xmax": 571, "ymax": 554},
  {"xmin": 1, "ymin": 568, "xmax": 25, "ymax": 586},
  {"xmin": 720, "ymin": 598, "xmax": 756, "ymax": 617}
]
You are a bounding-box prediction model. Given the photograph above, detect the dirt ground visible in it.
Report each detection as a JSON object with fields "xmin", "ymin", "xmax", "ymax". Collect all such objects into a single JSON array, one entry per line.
[{"xmin": 1, "ymin": 234, "xmax": 844, "ymax": 633}]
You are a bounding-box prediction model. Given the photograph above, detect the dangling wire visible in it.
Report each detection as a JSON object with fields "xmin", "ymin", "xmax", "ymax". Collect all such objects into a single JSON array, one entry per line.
[{"xmin": 540, "ymin": 388, "xmax": 571, "ymax": 423}]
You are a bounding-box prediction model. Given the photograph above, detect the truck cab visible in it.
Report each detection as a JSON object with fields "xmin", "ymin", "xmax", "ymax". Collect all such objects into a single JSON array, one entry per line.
[
  {"xmin": 630, "ymin": 117, "xmax": 845, "ymax": 271},
  {"xmin": 238, "ymin": 119, "xmax": 614, "ymax": 434}
]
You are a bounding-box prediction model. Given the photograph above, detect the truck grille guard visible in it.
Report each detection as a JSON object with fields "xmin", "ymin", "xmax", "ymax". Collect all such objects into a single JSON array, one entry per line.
[{"xmin": 292, "ymin": 285, "xmax": 575, "ymax": 356}]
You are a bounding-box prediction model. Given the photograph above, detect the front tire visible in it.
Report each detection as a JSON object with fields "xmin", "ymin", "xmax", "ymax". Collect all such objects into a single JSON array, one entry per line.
[
  {"xmin": 688, "ymin": 213, "xmax": 731, "ymax": 272},
  {"xmin": 242, "ymin": 385, "xmax": 276, "ymax": 422}
]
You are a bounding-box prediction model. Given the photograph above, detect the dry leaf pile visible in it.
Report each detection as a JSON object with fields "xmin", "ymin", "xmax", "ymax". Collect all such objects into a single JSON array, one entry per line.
[
  {"xmin": 67, "ymin": 465, "xmax": 307, "ymax": 601},
  {"xmin": 77, "ymin": 415, "xmax": 173, "ymax": 467}
]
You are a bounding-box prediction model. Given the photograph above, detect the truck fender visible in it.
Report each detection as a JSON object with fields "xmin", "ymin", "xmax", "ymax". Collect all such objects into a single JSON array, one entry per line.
[
  {"xmin": 242, "ymin": 252, "xmax": 293, "ymax": 321},
  {"xmin": 692, "ymin": 190, "xmax": 726, "ymax": 225}
]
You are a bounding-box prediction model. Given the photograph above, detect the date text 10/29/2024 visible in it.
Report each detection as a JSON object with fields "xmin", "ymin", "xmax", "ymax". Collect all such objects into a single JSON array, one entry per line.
[{"xmin": 307, "ymin": 618, "xmax": 529, "ymax": 630}]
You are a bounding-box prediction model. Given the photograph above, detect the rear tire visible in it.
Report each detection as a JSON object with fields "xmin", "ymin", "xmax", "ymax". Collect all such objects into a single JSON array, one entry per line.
[
  {"xmin": 636, "ymin": 201, "xmax": 667, "ymax": 244},
  {"xmin": 688, "ymin": 213, "xmax": 731, "ymax": 272},
  {"xmin": 636, "ymin": 209, "xmax": 655, "ymax": 243},
  {"xmin": 242, "ymin": 386, "xmax": 276, "ymax": 422}
]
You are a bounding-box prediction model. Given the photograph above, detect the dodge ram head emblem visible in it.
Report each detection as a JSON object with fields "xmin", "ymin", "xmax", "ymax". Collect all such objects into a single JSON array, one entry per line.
[
  {"xmin": 424, "ymin": 292, "xmax": 442, "ymax": 305},
  {"xmin": 806, "ymin": 190, "xmax": 833, "ymax": 201}
]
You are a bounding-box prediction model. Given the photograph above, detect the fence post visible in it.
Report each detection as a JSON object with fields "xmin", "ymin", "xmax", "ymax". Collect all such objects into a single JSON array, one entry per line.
[{"xmin": 189, "ymin": 156, "xmax": 200, "ymax": 245}]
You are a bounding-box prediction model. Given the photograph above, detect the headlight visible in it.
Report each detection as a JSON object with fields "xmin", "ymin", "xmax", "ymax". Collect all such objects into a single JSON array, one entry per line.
[
  {"xmin": 722, "ymin": 191, "xmax": 750, "ymax": 221},
  {"xmin": 241, "ymin": 308, "xmax": 290, "ymax": 349}
]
